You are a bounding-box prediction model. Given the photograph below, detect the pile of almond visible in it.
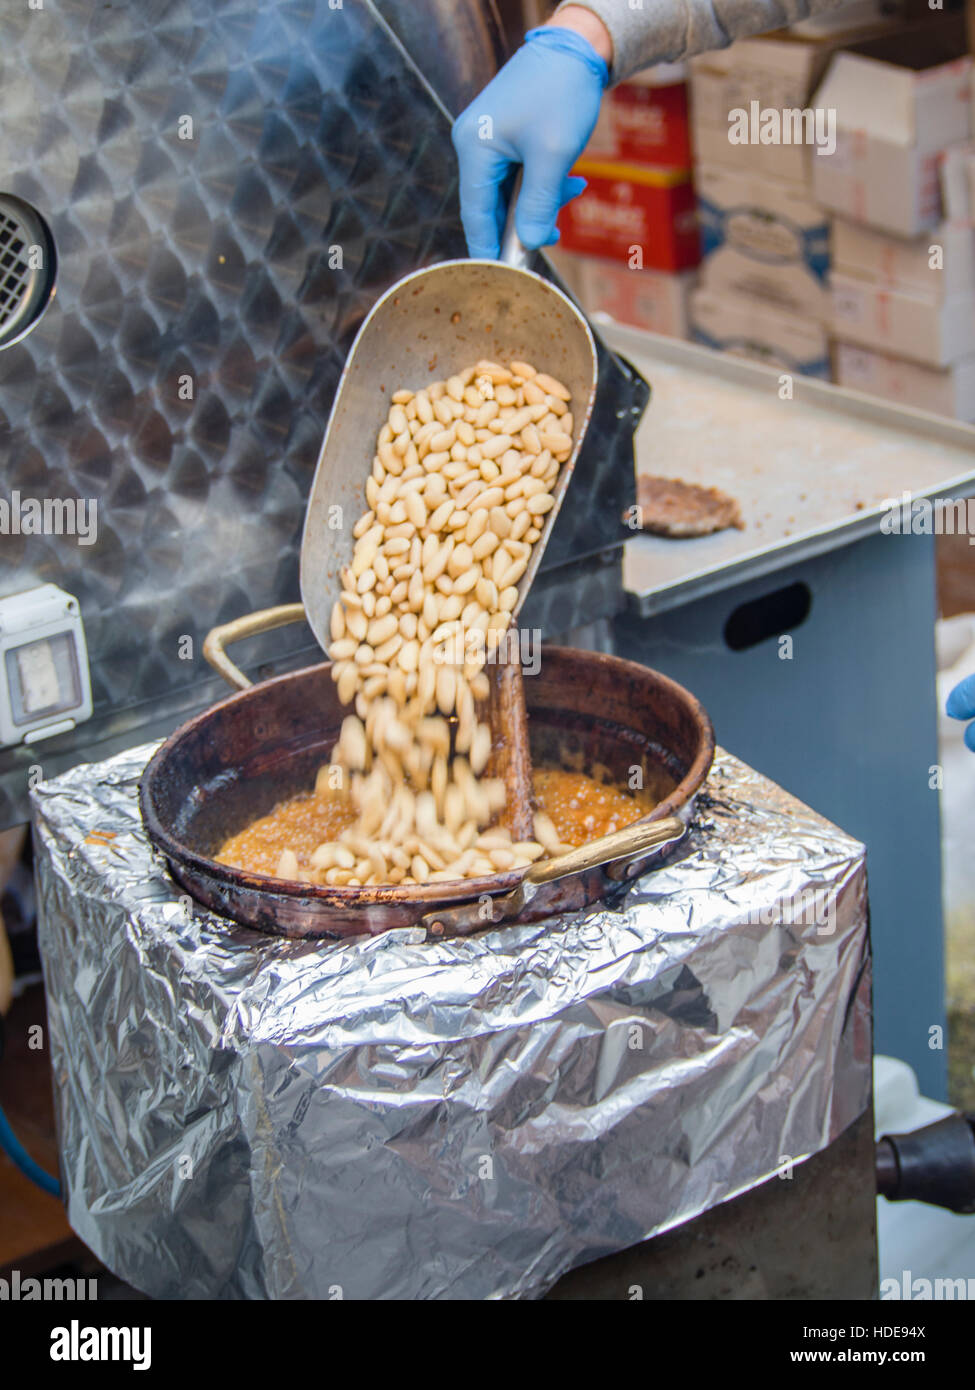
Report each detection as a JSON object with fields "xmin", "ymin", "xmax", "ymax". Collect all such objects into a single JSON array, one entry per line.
[{"xmin": 277, "ymin": 359, "xmax": 575, "ymax": 887}]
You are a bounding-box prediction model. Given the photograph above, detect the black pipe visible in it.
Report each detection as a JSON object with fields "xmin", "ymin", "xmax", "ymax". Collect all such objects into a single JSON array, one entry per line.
[{"xmin": 877, "ymin": 1113, "xmax": 975, "ymax": 1214}]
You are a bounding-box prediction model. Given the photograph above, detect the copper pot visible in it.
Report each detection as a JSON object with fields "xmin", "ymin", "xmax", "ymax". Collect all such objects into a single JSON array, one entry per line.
[{"xmin": 139, "ymin": 607, "xmax": 714, "ymax": 939}]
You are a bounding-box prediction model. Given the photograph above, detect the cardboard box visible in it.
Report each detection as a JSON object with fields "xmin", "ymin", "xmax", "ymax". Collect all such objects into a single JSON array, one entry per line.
[
  {"xmin": 831, "ymin": 269, "xmax": 975, "ymax": 365},
  {"xmin": 584, "ymin": 65, "xmax": 691, "ymax": 167},
  {"xmin": 812, "ymin": 24, "xmax": 972, "ymax": 236},
  {"xmin": 690, "ymin": 286, "xmax": 831, "ymax": 378},
  {"xmin": 542, "ymin": 244, "xmax": 586, "ymax": 301},
  {"xmin": 697, "ymin": 164, "xmax": 831, "ymax": 319},
  {"xmin": 688, "ymin": 20, "xmax": 901, "ymax": 189},
  {"xmin": 570, "ymin": 256, "xmax": 695, "ymax": 337},
  {"xmin": 941, "ymin": 143, "xmax": 975, "ymax": 223},
  {"xmin": 691, "ymin": 33, "xmax": 867, "ymax": 123},
  {"xmin": 691, "ymin": 112, "xmax": 812, "ymax": 186},
  {"xmin": 835, "ymin": 341, "xmax": 975, "ymax": 422},
  {"xmin": 558, "ymin": 159, "xmax": 700, "ymax": 272},
  {"xmin": 610, "ymin": 81, "xmax": 692, "ymax": 169},
  {"xmin": 831, "ymin": 217, "xmax": 975, "ymax": 299}
]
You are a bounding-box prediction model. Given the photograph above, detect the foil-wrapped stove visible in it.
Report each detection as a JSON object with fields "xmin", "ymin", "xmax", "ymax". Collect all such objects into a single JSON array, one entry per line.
[{"xmin": 32, "ymin": 743, "xmax": 871, "ymax": 1299}]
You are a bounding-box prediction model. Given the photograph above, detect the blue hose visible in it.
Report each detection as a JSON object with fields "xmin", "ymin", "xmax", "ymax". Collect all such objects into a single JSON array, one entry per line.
[{"xmin": 0, "ymin": 1100, "xmax": 61, "ymax": 1197}]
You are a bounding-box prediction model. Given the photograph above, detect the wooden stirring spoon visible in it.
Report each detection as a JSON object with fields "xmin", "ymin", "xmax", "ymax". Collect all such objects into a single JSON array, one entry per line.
[{"xmin": 484, "ymin": 622, "xmax": 535, "ymax": 843}]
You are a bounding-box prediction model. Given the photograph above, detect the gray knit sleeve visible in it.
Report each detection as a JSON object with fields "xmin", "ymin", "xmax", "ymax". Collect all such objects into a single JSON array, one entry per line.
[{"xmin": 553, "ymin": 0, "xmax": 852, "ymax": 84}]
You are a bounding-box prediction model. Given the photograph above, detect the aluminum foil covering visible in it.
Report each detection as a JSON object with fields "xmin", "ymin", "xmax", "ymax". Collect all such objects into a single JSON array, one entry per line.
[{"xmin": 32, "ymin": 742, "xmax": 871, "ymax": 1300}]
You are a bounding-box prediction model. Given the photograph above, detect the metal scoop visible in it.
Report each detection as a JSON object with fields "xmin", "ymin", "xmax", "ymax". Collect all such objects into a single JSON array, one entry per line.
[{"xmin": 299, "ymin": 190, "xmax": 599, "ymax": 650}]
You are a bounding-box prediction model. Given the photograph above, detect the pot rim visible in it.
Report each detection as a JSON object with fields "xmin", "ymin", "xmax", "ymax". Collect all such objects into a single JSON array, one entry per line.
[{"xmin": 139, "ymin": 645, "xmax": 715, "ymax": 909}]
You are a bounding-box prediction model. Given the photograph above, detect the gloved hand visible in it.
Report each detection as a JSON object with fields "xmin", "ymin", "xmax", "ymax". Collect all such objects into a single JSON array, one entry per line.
[
  {"xmin": 947, "ymin": 674, "xmax": 975, "ymax": 752},
  {"xmin": 451, "ymin": 26, "xmax": 609, "ymax": 260}
]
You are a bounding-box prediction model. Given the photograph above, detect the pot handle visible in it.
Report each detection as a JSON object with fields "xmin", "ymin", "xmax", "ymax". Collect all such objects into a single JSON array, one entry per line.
[
  {"xmin": 526, "ymin": 815, "xmax": 686, "ymax": 886},
  {"xmin": 203, "ymin": 604, "xmax": 308, "ymax": 691},
  {"xmin": 422, "ymin": 815, "xmax": 687, "ymax": 940}
]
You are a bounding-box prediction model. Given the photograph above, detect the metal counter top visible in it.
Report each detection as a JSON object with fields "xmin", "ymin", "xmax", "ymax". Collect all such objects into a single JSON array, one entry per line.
[{"xmin": 601, "ymin": 324, "xmax": 975, "ymax": 617}]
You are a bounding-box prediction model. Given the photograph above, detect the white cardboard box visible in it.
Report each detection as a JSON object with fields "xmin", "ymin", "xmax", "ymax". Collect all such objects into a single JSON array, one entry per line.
[
  {"xmin": 832, "ymin": 217, "xmax": 975, "ymax": 299},
  {"xmin": 544, "ymin": 247, "xmax": 695, "ymax": 337},
  {"xmin": 697, "ymin": 164, "xmax": 830, "ymax": 319},
  {"xmin": 812, "ymin": 27, "xmax": 972, "ymax": 236},
  {"xmin": 691, "ymin": 116, "xmax": 811, "ymax": 186},
  {"xmin": 831, "ymin": 269, "xmax": 975, "ymax": 366},
  {"xmin": 942, "ymin": 144, "xmax": 975, "ymax": 224},
  {"xmin": 690, "ymin": 286, "xmax": 831, "ymax": 378},
  {"xmin": 688, "ymin": 21, "xmax": 900, "ymax": 190},
  {"xmin": 689, "ymin": 26, "xmax": 900, "ymax": 121},
  {"xmin": 835, "ymin": 341, "xmax": 975, "ymax": 422},
  {"xmin": 574, "ymin": 258, "xmax": 695, "ymax": 337},
  {"xmin": 690, "ymin": 40, "xmax": 821, "ymax": 126}
]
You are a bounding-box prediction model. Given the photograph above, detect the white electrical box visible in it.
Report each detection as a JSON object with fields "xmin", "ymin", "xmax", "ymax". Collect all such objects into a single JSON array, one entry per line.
[{"xmin": 0, "ymin": 585, "xmax": 93, "ymax": 747}]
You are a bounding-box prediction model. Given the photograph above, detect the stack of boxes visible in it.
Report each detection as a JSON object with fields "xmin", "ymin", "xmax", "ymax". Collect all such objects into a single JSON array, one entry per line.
[
  {"xmin": 542, "ymin": 5, "xmax": 975, "ymax": 427},
  {"xmin": 811, "ymin": 24, "xmax": 975, "ymax": 421},
  {"xmin": 551, "ymin": 64, "xmax": 700, "ymax": 338},
  {"xmin": 943, "ymin": 142, "xmax": 975, "ymax": 224},
  {"xmin": 686, "ymin": 27, "xmax": 894, "ymax": 379}
]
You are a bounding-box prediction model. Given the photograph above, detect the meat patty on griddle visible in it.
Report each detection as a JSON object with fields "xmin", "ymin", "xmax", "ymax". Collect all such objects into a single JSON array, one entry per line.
[{"xmin": 634, "ymin": 475, "xmax": 744, "ymax": 538}]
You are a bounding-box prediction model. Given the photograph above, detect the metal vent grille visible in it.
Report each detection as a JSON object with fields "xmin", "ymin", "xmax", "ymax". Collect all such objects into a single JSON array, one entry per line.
[{"xmin": 0, "ymin": 195, "xmax": 55, "ymax": 347}]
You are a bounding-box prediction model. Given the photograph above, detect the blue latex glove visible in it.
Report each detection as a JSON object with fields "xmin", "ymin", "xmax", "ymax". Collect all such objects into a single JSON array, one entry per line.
[
  {"xmin": 947, "ymin": 674, "xmax": 975, "ymax": 752},
  {"xmin": 451, "ymin": 26, "xmax": 609, "ymax": 260}
]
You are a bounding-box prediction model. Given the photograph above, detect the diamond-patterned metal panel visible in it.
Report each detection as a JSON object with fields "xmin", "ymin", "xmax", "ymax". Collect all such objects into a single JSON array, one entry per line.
[{"xmin": 0, "ymin": 0, "xmax": 647, "ymax": 828}]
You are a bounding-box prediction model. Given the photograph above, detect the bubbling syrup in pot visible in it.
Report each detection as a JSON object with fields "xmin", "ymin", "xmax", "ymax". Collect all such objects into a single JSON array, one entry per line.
[{"xmin": 216, "ymin": 765, "xmax": 656, "ymax": 881}]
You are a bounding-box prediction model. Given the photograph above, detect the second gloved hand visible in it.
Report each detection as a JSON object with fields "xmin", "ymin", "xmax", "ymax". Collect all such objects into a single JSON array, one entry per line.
[
  {"xmin": 947, "ymin": 674, "xmax": 975, "ymax": 752},
  {"xmin": 451, "ymin": 26, "xmax": 609, "ymax": 260}
]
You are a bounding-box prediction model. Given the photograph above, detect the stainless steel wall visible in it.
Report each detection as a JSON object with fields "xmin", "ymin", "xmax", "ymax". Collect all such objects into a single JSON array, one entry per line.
[{"xmin": 0, "ymin": 0, "xmax": 647, "ymax": 826}]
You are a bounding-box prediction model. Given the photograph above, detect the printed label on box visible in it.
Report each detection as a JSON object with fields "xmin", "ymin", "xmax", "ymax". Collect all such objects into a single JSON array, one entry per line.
[
  {"xmin": 699, "ymin": 198, "xmax": 830, "ymax": 279},
  {"xmin": 838, "ymin": 344, "xmax": 875, "ymax": 387},
  {"xmin": 610, "ymin": 82, "xmax": 692, "ymax": 168},
  {"xmin": 559, "ymin": 163, "xmax": 701, "ymax": 272},
  {"xmin": 691, "ymin": 289, "xmax": 831, "ymax": 378},
  {"xmin": 691, "ymin": 321, "xmax": 831, "ymax": 378},
  {"xmin": 833, "ymin": 283, "xmax": 866, "ymax": 323}
]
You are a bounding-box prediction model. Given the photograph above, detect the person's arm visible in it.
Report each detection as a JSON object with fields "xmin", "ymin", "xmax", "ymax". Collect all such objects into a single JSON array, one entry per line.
[
  {"xmin": 546, "ymin": 4, "xmax": 615, "ymax": 66},
  {"xmin": 552, "ymin": 0, "xmax": 852, "ymax": 85},
  {"xmin": 452, "ymin": 0, "xmax": 848, "ymax": 258}
]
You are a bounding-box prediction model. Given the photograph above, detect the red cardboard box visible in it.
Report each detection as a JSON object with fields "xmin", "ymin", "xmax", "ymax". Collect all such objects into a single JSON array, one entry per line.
[
  {"xmin": 558, "ymin": 159, "xmax": 701, "ymax": 272},
  {"xmin": 608, "ymin": 81, "xmax": 692, "ymax": 168},
  {"xmin": 585, "ymin": 65, "xmax": 692, "ymax": 168}
]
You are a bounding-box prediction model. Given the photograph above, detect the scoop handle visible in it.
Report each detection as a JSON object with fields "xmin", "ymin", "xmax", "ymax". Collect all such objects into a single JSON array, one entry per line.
[
  {"xmin": 525, "ymin": 816, "xmax": 687, "ymax": 885},
  {"xmin": 203, "ymin": 604, "xmax": 307, "ymax": 690},
  {"xmin": 499, "ymin": 169, "xmax": 531, "ymax": 271}
]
